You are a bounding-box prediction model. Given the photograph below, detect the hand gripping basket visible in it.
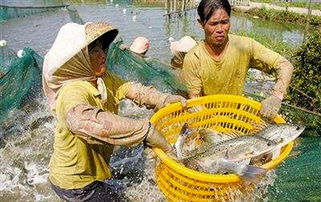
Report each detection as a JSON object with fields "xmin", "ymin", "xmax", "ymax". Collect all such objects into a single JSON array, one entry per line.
[{"xmin": 150, "ymin": 95, "xmax": 293, "ymax": 201}]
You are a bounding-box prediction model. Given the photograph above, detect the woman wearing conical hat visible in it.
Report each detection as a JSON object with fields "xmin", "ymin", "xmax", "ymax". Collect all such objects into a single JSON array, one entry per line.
[{"xmin": 43, "ymin": 22, "xmax": 186, "ymax": 201}]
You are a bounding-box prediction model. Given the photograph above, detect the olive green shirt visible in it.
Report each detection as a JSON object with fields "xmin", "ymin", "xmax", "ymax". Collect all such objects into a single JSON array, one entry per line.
[
  {"xmin": 49, "ymin": 72, "xmax": 124, "ymax": 189},
  {"xmin": 181, "ymin": 34, "xmax": 284, "ymax": 96}
]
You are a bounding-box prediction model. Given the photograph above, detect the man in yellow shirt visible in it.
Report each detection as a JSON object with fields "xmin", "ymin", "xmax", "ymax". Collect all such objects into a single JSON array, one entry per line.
[
  {"xmin": 42, "ymin": 22, "xmax": 186, "ymax": 201},
  {"xmin": 181, "ymin": 0, "xmax": 293, "ymax": 119}
]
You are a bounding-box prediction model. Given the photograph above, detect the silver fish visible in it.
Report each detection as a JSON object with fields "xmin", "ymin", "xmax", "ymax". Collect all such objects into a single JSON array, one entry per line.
[
  {"xmin": 175, "ymin": 123, "xmax": 305, "ymax": 183},
  {"xmin": 257, "ymin": 124, "xmax": 305, "ymax": 148}
]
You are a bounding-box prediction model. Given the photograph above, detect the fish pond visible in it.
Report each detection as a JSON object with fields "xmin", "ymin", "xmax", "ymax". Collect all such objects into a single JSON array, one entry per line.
[{"xmin": 0, "ymin": 0, "xmax": 320, "ymax": 201}]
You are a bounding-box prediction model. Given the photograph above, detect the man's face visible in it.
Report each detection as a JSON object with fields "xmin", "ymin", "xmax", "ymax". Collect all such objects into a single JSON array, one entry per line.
[
  {"xmin": 200, "ymin": 8, "xmax": 230, "ymax": 48},
  {"xmin": 89, "ymin": 40, "xmax": 107, "ymax": 77}
]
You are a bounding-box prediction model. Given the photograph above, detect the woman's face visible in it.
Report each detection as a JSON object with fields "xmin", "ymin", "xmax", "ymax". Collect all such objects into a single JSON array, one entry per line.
[
  {"xmin": 89, "ymin": 40, "xmax": 107, "ymax": 77},
  {"xmin": 200, "ymin": 8, "xmax": 230, "ymax": 48}
]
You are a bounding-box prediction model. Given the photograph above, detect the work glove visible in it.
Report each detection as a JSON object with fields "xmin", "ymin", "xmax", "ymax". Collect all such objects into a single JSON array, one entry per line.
[
  {"xmin": 145, "ymin": 124, "xmax": 177, "ymax": 159},
  {"xmin": 162, "ymin": 94, "xmax": 187, "ymax": 109},
  {"xmin": 260, "ymin": 95, "xmax": 282, "ymax": 119}
]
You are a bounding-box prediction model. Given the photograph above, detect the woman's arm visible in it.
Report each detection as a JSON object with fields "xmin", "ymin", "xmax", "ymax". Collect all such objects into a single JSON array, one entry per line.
[
  {"xmin": 66, "ymin": 104, "xmax": 173, "ymax": 153},
  {"xmin": 271, "ymin": 58, "xmax": 293, "ymax": 100},
  {"xmin": 66, "ymin": 104, "xmax": 149, "ymax": 146},
  {"xmin": 116, "ymin": 82, "xmax": 187, "ymax": 111},
  {"xmin": 250, "ymin": 39, "xmax": 293, "ymax": 118}
]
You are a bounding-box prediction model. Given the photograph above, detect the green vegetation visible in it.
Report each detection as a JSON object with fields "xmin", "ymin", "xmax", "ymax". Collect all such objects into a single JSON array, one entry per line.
[
  {"xmin": 287, "ymin": 30, "xmax": 321, "ymax": 113},
  {"xmin": 234, "ymin": 29, "xmax": 295, "ymax": 57},
  {"xmin": 251, "ymin": 0, "xmax": 321, "ymax": 10},
  {"xmin": 233, "ymin": 7, "xmax": 321, "ymax": 27}
]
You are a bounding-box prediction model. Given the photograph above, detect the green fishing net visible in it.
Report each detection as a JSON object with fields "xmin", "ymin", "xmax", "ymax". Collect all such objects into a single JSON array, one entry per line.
[
  {"xmin": 0, "ymin": 4, "xmax": 67, "ymax": 21},
  {"xmin": 107, "ymin": 40, "xmax": 187, "ymax": 95},
  {"xmin": 267, "ymin": 136, "xmax": 321, "ymax": 201},
  {"xmin": 0, "ymin": 46, "xmax": 43, "ymax": 121}
]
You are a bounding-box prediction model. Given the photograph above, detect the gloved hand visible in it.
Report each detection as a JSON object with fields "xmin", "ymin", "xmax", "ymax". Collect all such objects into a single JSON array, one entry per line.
[
  {"xmin": 145, "ymin": 124, "xmax": 176, "ymax": 158},
  {"xmin": 144, "ymin": 147, "xmax": 157, "ymax": 160},
  {"xmin": 163, "ymin": 95, "xmax": 187, "ymax": 108},
  {"xmin": 260, "ymin": 95, "xmax": 282, "ymax": 119}
]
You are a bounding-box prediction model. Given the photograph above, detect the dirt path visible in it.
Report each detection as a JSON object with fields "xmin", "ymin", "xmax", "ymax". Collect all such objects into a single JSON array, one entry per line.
[{"xmin": 235, "ymin": 2, "xmax": 321, "ymax": 16}]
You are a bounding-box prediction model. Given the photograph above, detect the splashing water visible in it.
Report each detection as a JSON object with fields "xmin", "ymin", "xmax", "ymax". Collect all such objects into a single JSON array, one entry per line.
[{"xmin": 0, "ymin": 97, "xmax": 58, "ymax": 201}]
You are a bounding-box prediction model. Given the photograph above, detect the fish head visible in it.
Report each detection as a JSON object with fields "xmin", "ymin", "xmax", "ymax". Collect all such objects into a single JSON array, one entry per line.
[
  {"xmin": 261, "ymin": 124, "xmax": 305, "ymax": 146},
  {"xmin": 183, "ymin": 128, "xmax": 205, "ymax": 149},
  {"xmin": 175, "ymin": 123, "xmax": 193, "ymax": 146},
  {"xmin": 175, "ymin": 123, "xmax": 200, "ymax": 159},
  {"xmin": 175, "ymin": 123, "xmax": 209, "ymax": 159},
  {"xmin": 276, "ymin": 124, "xmax": 305, "ymax": 143}
]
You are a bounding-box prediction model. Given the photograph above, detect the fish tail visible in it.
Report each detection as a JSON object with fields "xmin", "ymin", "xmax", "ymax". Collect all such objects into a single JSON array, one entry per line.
[{"xmin": 240, "ymin": 165, "xmax": 268, "ymax": 183}]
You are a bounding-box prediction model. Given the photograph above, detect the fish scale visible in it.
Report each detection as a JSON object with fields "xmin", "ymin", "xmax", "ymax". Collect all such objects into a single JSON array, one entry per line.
[
  {"xmin": 176, "ymin": 123, "xmax": 305, "ymax": 182},
  {"xmin": 183, "ymin": 135, "xmax": 277, "ymax": 163}
]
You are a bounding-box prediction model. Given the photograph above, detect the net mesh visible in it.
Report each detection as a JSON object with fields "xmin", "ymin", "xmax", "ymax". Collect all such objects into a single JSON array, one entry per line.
[
  {"xmin": 267, "ymin": 136, "xmax": 321, "ymax": 201},
  {"xmin": 0, "ymin": 4, "xmax": 67, "ymax": 21},
  {"xmin": 0, "ymin": 46, "xmax": 43, "ymax": 121},
  {"xmin": 107, "ymin": 40, "xmax": 187, "ymax": 95}
]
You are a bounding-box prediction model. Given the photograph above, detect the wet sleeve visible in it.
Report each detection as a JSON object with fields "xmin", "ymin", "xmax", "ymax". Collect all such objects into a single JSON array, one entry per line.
[
  {"xmin": 115, "ymin": 82, "xmax": 169, "ymax": 110},
  {"xmin": 249, "ymin": 39, "xmax": 293, "ymax": 99},
  {"xmin": 56, "ymin": 83, "xmax": 149, "ymax": 146},
  {"xmin": 181, "ymin": 55, "xmax": 202, "ymax": 96},
  {"xmin": 66, "ymin": 104, "xmax": 150, "ymax": 146}
]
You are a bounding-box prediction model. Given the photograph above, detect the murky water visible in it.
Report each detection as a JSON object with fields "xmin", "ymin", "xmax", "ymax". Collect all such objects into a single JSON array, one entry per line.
[{"xmin": 0, "ymin": 1, "xmax": 315, "ymax": 201}]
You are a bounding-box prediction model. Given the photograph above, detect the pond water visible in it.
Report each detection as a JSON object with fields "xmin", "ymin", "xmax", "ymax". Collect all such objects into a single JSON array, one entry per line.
[{"xmin": 0, "ymin": 1, "xmax": 319, "ymax": 201}]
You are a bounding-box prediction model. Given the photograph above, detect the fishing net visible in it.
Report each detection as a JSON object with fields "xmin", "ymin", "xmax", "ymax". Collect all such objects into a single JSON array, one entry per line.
[
  {"xmin": 107, "ymin": 40, "xmax": 187, "ymax": 95},
  {"xmin": 0, "ymin": 4, "xmax": 68, "ymax": 21},
  {"xmin": 267, "ymin": 136, "xmax": 321, "ymax": 201},
  {"xmin": 0, "ymin": 45, "xmax": 43, "ymax": 121}
]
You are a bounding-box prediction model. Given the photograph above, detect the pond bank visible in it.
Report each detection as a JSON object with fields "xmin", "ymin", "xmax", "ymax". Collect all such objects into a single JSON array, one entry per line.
[
  {"xmin": 233, "ymin": 5, "xmax": 321, "ymax": 27},
  {"xmin": 235, "ymin": 1, "xmax": 321, "ymax": 16}
]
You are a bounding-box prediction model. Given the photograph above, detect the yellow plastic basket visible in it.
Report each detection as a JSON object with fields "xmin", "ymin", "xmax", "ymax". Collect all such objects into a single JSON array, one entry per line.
[{"xmin": 150, "ymin": 94, "xmax": 293, "ymax": 201}]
